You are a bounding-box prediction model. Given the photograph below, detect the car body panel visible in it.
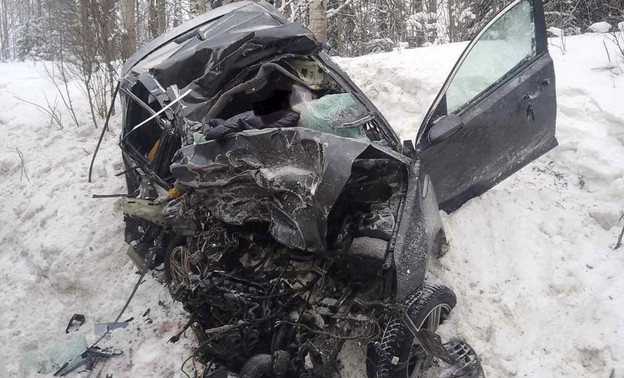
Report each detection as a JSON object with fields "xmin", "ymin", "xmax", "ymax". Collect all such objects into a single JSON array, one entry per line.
[
  {"xmin": 420, "ymin": 54, "xmax": 557, "ymax": 212},
  {"xmin": 169, "ymin": 127, "xmax": 408, "ymax": 252},
  {"xmin": 118, "ymin": 0, "xmax": 555, "ymax": 303},
  {"xmin": 121, "ymin": 11, "xmax": 321, "ymax": 123},
  {"xmin": 415, "ymin": 0, "xmax": 557, "ymax": 212},
  {"xmin": 121, "ymin": 1, "xmax": 277, "ymax": 75},
  {"xmin": 391, "ymin": 163, "xmax": 444, "ymax": 301}
]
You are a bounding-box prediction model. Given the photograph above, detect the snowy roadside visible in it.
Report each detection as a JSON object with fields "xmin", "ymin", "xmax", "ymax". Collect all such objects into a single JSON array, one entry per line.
[
  {"xmin": 0, "ymin": 63, "xmax": 196, "ymax": 376},
  {"xmin": 339, "ymin": 33, "xmax": 624, "ymax": 377},
  {"xmin": 0, "ymin": 33, "xmax": 623, "ymax": 377}
]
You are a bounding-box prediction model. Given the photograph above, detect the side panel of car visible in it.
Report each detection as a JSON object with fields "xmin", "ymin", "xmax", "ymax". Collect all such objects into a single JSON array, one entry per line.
[
  {"xmin": 422, "ymin": 54, "xmax": 557, "ymax": 212},
  {"xmin": 392, "ymin": 161, "xmax": 444, "ymax": 302},
  {"xmin": 416, "ymin": 0, "xmax": 557, "ymax": 212}
]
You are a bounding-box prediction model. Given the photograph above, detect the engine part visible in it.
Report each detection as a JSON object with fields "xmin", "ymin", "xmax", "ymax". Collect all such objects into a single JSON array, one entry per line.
[{"xmin": 239, "ymin": 354, "xmax": 272, "ymax": 378}]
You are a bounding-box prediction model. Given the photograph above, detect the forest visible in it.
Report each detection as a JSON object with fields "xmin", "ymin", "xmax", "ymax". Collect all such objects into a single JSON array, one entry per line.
[
  {"xmin": 0, "ymin": 0, "xmax": 622, "ymax": 128},
  {"xmin": 1, "ymin": 0, "xmax": 624, "ymax": 377}
]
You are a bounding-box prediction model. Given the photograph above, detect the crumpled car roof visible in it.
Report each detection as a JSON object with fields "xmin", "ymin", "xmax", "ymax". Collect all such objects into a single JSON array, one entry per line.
[{"xmin": 121, "ymin": 1, "xmax": 321, "ymax": 122}]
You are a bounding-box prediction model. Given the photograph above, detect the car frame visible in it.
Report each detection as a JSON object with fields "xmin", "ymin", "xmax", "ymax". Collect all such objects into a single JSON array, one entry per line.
[{"xmin": 115, "ymin": 1, "xmax": 557, "ymax": 376}]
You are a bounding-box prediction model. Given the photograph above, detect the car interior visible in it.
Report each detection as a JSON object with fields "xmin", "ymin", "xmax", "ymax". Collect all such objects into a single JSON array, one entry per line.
[{"xmin": 121, "ymin": 54, "xmax": 392, "ymax": 188}]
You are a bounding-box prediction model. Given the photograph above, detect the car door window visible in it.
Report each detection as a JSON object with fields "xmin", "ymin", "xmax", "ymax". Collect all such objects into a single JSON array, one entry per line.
[{"xmin": 446, "ymin": 0, "xmax": 536, "ymax": 113}]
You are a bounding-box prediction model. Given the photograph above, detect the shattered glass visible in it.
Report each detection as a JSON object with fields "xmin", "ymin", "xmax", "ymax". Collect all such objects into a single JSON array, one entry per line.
[
  {"xmin": 294, "ymin": 93, "xmax": 369, "ymax": 138},
  {"xmin": 19, "ymin": 334, "xmax": 88, "ymax": 375}
]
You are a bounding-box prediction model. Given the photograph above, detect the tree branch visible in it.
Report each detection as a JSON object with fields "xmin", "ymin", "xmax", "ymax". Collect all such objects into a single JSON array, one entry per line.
[{"xmin": 327, "ymin": 0, "xmax": 354, "ymax": 19}]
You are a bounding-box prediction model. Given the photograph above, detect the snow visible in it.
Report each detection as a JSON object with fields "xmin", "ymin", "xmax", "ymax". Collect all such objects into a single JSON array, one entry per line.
[
  {"xmin": 1, "ymin": 33, "xmax": 624, "ymax": 377},
  {"xmin": 339, "ymin": 33, "xmax": 624, "ymax": 377},
  {"xmin": 0, "ymin": 65, "xmax": 195, "ymax": 376},
  {"xmin": 547, "ymin": 26, "xmax": 563, "ymax": 37},
  {"xmin": 589, "ymin": 22, "xmax": 612, "ymax": 33}
]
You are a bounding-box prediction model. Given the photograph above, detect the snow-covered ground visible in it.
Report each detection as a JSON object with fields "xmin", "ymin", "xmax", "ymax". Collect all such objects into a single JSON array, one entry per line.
[{"xmin": 1, "ymin": 33, "xmax": 623, "ymax": 377}]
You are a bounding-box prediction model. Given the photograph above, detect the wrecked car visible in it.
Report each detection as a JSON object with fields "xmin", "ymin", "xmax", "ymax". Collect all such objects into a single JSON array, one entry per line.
[{"xmin": 116, "ymin": 0, "xmax": 557, "ymax": 376}]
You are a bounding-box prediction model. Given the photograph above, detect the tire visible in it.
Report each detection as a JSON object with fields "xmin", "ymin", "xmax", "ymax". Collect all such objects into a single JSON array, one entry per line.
[{"xmin": 367, "ymin": 280, "xmax": 456, "ymax": 378}]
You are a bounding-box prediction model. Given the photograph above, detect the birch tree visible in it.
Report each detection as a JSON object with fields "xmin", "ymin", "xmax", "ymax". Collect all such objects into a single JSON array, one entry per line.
[
  {"xmin": 308, "ymin": 0, "xmax": 326, "ymax": 43},
  {"xmin": 121, "ymin": 0, "xmax": 136, "ymax": 58},
  {"xmin": 1, "ymin": 0, "xmax": 9, "ymax": 59}
]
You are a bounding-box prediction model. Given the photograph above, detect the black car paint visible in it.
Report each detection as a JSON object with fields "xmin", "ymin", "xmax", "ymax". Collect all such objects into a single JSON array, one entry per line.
[
  {"xmin": 417, "ymin": 0, "xmax": 557, "ymax": 212},
  {"xmin": 120, "ymin": 2, "xmax": 267, "ymax": 76},
  {"xmin": 421, "ymin": 54, "xmax": 557, "ymax": 212},
  {"xmin": 122, "ymin": 4, "xmax": 321, "ymax": 123},
  {"xmin": 391, "ymin": 161, "xmax": 444, "ymax": 302},
  {"xmin": 119, "ymin": 0, "xmax": 556, "ymax": 303}
]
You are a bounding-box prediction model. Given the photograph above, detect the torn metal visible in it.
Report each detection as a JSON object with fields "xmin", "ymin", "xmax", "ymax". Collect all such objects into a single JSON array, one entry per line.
[
  {"xmin": 170, "ymin": 128, "xmax": 404, "ymax": 252},
  {"xmin": 121, "ymin": 2, "xmax": 322, "ymax": 123},
  {"xmin": 115, "ymin": 2, "xmax": 483, "ymax": 377}
]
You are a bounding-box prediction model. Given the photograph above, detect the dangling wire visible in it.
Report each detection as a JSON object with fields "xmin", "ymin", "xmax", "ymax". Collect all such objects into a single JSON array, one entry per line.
[{"xmin": 88, "ymin": 81, "xmax": 120, "ymax": 183}]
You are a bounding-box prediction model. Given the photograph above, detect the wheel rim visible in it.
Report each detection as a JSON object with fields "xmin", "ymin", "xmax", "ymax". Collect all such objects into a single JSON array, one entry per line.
[
  {"xmin": 421, "ymin": 303, "xmax": 450, "ymax": 333},
  {"xmin": 406, "ymin": 303, "xmax": 452, "ymax": 378}
]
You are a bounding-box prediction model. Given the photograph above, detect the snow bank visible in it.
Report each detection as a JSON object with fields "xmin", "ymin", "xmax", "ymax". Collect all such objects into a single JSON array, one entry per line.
[
  {"xmin": 0, "ymin": 64, "xmax": 194, "ymax": 377},
  {"xmin": 339, "ymin": 33, "xmax": 624, "ymax": 377},
  {"xmin": 1, "ymin": 33, "xmax": 623, "ymax": 377},
  {"xmin": 589, "ymin": 22, "xmax": 612, "ymax": 33}
]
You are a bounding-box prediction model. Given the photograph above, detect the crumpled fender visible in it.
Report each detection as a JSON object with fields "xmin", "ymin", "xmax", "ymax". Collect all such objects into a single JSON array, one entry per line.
[
  {"xmin": 170, "ymin": 128, "xmax": 400, "ymax": 252},
  {"xmin": 170, "ymin": 127, "xmax": 443, "ymax": 303},
  {"xmin": 392, "ymin": 160, "xmax": 444, "ymax": 302}
]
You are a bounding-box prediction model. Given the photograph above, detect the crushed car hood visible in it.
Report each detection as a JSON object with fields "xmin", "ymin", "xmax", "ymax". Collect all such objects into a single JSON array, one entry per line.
[{"xmin": 170, "ymin": 128, "xmax": 407, "ymax": 251}]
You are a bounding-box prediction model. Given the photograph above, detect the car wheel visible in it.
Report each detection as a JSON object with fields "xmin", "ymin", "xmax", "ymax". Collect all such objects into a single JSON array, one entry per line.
[{"xmin": 367, "ymin": 281, "xmax": 456, "ymax": 378}]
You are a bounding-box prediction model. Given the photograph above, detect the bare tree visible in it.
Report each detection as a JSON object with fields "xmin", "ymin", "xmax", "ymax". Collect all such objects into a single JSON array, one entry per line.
[
  {"xmin": 148, "ymin": 0, "xmax": 157, "ymax": 38},
  {"xmin": 42, "ymin": 60, "xmax": 81, "ymax": 127},
  {"xmin": 172, "ymin": 0, "xmax": 181, "ymax": 27}
]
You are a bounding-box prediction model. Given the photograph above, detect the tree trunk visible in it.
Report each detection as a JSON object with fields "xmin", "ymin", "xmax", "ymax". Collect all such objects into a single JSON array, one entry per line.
[
  {"xmin": 149, "ymin": 0, "xmax": 158, "ymax": 38},
  {"xmin": 121, "ymin": 0, "xmax": 137, "ymax": 59},
  {"xmin": 157, "ymin": 0, "xmax": 166, "ymax": 34},
  {"xmin": 197, "ymin": 0, "xmax": 206, "ymax": 14},
  {"xmin": 1, "ymin": 0, "xmax": 9, "ymax": 60},
  {"xmin": 135, "ymin": 0, "xmax": 142, "ymax": 42},
  {"xmin": 172, "ymin": 0, "xmax": 181, "ymax": 27},
  {"xmin": 309, "ymin": 0, "xmax": 327, "ymax": 44},
  {"xmin": 447, "ymin": 0, "xmax": 455, "ymax": 42},
  {"xmin": 427, "ymin": 0, "xmax": 435, "ymax": 13}
]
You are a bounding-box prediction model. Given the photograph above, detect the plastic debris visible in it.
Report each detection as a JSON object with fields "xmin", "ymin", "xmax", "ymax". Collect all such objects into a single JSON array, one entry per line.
[
  {"xmin": 94, "ymin": 321, "xmax": 129, "ymax": 336},
  {"xmin": 65, "ymin": 314, "xmax": 86, "ymax": 333}
]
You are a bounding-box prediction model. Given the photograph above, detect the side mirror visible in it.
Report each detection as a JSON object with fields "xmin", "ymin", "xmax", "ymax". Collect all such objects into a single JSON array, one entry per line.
[
  {"xmin": 402, "ymin": 140, "xmax": 416, "ymax": 158},
  {"xmin": 428, "ymin": 114, "xmax": 464, "ymax": 144}
]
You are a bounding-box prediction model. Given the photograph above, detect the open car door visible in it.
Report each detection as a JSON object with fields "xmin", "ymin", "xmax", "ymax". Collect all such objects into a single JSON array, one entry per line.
[{"xmin": 417, "ymin": 0, "xmax": 557, "ymax": 213}]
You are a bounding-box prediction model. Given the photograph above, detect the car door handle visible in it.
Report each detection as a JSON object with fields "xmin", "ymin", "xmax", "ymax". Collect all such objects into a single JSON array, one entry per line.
[{"xmin": 522, "ymin": 78, "xmax": 551, "ymax": 102}]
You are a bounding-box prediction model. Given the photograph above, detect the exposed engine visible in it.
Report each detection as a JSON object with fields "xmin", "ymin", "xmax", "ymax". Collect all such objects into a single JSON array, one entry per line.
[
  {"xmin": 109, "ymin": 3, "xmax": 491, "ymax": 377},
  {"xmin": 160, "ymin": 178, "xmax": 399, "ymax": 377}
]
